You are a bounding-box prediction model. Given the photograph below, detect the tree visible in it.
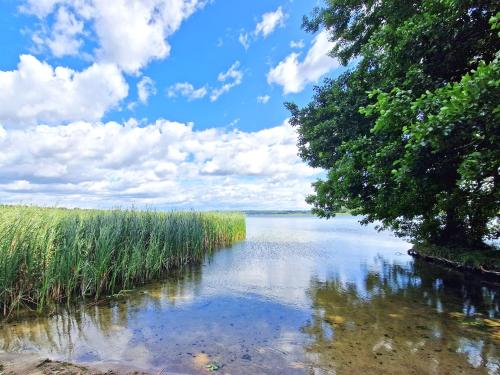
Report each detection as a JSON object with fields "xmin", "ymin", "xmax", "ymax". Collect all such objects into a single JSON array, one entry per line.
[{"xmin": 287, "ymin": 1, "xmax": 500, "ymax": 248}]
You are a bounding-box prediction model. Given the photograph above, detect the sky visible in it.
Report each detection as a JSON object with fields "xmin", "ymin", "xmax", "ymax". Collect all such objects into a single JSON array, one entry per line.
[{"xmin": 0, "ymin": 0, "xmax": 347, "ymax": 210}]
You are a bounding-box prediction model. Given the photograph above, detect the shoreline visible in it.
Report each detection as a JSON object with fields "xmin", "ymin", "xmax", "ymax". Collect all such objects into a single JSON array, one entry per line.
[
  {"xmin": 0, "ymin": 353, "xmax": 148, "ymax": 375},
  {"xmin": 0, "ymin": 352, "xmax": 199, "ymax": 375},
  {"xmin": 408, "ymin": 248, "xmax": 500, "ymax": 283}
]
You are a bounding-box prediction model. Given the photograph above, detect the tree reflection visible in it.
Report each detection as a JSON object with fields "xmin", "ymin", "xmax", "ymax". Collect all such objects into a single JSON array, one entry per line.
[{"xmin": 303, "ymin": 257, "xmax": 500, "ymax": 374}]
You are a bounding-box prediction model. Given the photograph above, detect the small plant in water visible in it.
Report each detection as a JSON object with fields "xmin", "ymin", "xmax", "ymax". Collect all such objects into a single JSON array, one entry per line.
[{"xmin": 205, "ymin": 362, "xmax": 220, "ymax": 372}]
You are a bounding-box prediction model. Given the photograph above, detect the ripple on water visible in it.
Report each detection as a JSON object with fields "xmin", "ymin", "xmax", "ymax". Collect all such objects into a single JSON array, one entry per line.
[{"xmin": 0, "ymin": 216, "xmax": 498, "ymax": 374}]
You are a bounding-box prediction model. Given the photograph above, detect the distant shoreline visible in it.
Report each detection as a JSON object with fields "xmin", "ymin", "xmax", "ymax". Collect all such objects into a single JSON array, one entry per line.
[{"xmin": 243, "ymin": 210, "xmax": 352, "ymax": 216}]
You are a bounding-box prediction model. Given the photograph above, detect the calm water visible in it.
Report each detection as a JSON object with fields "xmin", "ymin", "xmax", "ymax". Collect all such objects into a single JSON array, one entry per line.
[{"xmin": 0, "ymin": 216, "xmax": 499, "ymax": 374}]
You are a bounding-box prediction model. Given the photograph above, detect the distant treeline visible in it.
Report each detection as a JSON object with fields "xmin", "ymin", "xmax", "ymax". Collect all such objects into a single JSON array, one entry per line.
[{"xmin": 243, "ymin": 208, "xmax": 352, "ymax": 216}]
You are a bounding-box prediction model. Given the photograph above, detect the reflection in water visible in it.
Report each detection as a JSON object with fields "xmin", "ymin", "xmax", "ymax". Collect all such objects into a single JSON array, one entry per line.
[
  {"xmin": 0, "ymin": 264, "xmax": 206, "ymax": 361},
  {"xmin": 303, "ymin": 257, "xmax": 499, "ymax": 374},
  {"xmin": 0, "ymin": 216, "xmax": 498, "ymax": 374}
]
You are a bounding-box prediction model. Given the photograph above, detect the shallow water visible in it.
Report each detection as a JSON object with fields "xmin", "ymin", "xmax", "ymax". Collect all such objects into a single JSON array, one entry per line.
[{"xmin": 0, "ymin": 216, "xmax": 499, "ymax": 374}]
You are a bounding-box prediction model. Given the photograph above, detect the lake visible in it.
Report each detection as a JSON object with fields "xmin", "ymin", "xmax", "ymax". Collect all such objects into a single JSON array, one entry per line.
[{"xmin": 0, "ymin": 216, "xmax": 498, "ymax": 374}]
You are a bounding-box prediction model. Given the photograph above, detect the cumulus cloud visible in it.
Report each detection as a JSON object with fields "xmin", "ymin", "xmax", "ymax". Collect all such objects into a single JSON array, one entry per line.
[
  {"xmin": 257, "ymin": 95, "xmax": 270, "ymax": 104},
  {"xmin": 255, "ymin": 6, "xmax": 286, "ymax": 38},
  {"xmin": 0, "ymin": 54, "xmax": 128, "ymax": 127},
  {"xmin": 137, "ymin": 76, "xmax": 156, "ymax": 104},
  {"xmin": 167, "ymin": 82, "xmax": 208, "ymax": 101},
  {"xmin": 267, "ymin": 31, "xmax": 339, "ymax": 94},
  {"xmin": 239, "ymin": 6, "xmax": 286, "ymax": 49},
  {"xmin": 22, "ymin": 0, "xmax": 207, "ymax": 73},
  {"xmin": 32, "ymin": 5, "xmax": 85, "ymax": 57},
  {"xmin": 210, "ymin": 61, "xmax": 243, "ymax": 102},
  {"xmin": 0, "ymin": 119, "xmax": 320, "ymax": 209}
]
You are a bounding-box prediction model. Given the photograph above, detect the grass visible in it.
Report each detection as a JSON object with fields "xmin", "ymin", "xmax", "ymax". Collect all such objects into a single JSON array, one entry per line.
[{"xmin": 0, "ymin": 205, "xmax": 245, "ymax": 316}]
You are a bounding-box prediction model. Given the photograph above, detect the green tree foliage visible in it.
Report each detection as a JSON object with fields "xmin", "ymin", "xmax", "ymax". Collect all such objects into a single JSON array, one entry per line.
[{"xmin": 287, "ymin": 1, "xmax": 500, "ymax": 247}]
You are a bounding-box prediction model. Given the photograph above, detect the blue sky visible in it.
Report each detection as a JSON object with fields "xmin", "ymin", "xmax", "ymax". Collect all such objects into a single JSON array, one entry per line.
[{"xmin": 0, "ymin": 0, "xmax": 346, "ymax": 209}]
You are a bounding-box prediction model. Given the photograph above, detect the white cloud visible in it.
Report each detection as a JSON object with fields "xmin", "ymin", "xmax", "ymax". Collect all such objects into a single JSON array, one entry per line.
[
  {"xmin": 210, "ymin": 61, "xmax": 243, "ymax": 102},
  {"xmin": 254, "ymin": 6, "xmax": 286, "ymax": 38},
  {"xmin": 32, "ymin": 5, "xmax": 85, "ymax": 57},
  {"xmin": 239, "ymin": 6, "xmax": 286, "ymax": 49},
  {"xmin": 267, "ymin": 31, "xmax": 339, "ymax": 94},
  {"xmin": 0, "ymin": 54, "xmax": 128, "ymax": 127},
  {"xmin": 167, "ymin": 62, "xmax": 243, "ymax": 103},
  {"xmin": 19, "ymin": 0, "xmax": 61, "ymax": 17},
  {"xmin": 290, "ymin": 39, "xmax": 304, "ymax": 49},
  {"xmin": 167, "ymin": 82, "xmax": 208, "ymax": 101},
  {"xmin": 0, "ymin": 119, "xmax": 320, "ymax": 209},
  {"xmin": 22, "ymin": 0, "xmax": 208, "ymax": 73},
  {"xmin": 257, "ymin": 95, "xmax": 270, "ymax": 104},
  {"xmin": 238, "ymin": 32, "xmax": 250, "ymax": 50},
  {"xmin": 217, "ymin": 61, "xmax": 243, "ymax": 83},
  {"xmin": 137, "ymin": 76, "xmax": 156, "ymax": 104},
  {"xmin": 91, "ymin": 0, "xmax": 206, "ymax": 73}
]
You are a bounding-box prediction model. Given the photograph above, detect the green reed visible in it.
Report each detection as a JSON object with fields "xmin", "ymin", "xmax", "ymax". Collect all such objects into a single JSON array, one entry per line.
[{"xmin": 0, "ymin": 205, "xmax": 245, "ymax": 316}]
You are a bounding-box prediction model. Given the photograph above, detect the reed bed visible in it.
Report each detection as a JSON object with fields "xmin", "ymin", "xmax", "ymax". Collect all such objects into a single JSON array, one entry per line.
[{"xmin": 0, "ymin": 205, "xmax": 246, "ymax": 316}]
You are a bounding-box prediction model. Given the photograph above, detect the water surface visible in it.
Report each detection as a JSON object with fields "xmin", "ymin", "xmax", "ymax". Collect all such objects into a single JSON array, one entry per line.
[{"xmin": 1, "ymin": 216, "xmax": 499, "ymax": 374}]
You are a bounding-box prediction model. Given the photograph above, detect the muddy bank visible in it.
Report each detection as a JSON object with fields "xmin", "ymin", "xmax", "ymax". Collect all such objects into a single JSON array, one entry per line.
[{"xmin": 0, "ymin": 353, "xmax": 152, "ymax": 375}]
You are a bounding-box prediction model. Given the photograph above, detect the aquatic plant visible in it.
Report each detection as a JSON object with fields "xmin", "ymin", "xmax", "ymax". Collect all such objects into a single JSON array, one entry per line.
[{"xmin": 0, "ymin": 205, "xmax": 245, "ymax": 316}]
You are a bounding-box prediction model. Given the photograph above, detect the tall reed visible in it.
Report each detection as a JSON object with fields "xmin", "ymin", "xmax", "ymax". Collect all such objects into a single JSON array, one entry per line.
[{"xmin": 0, "ymin": 205, "xmax": 245, "ymax": 316}]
